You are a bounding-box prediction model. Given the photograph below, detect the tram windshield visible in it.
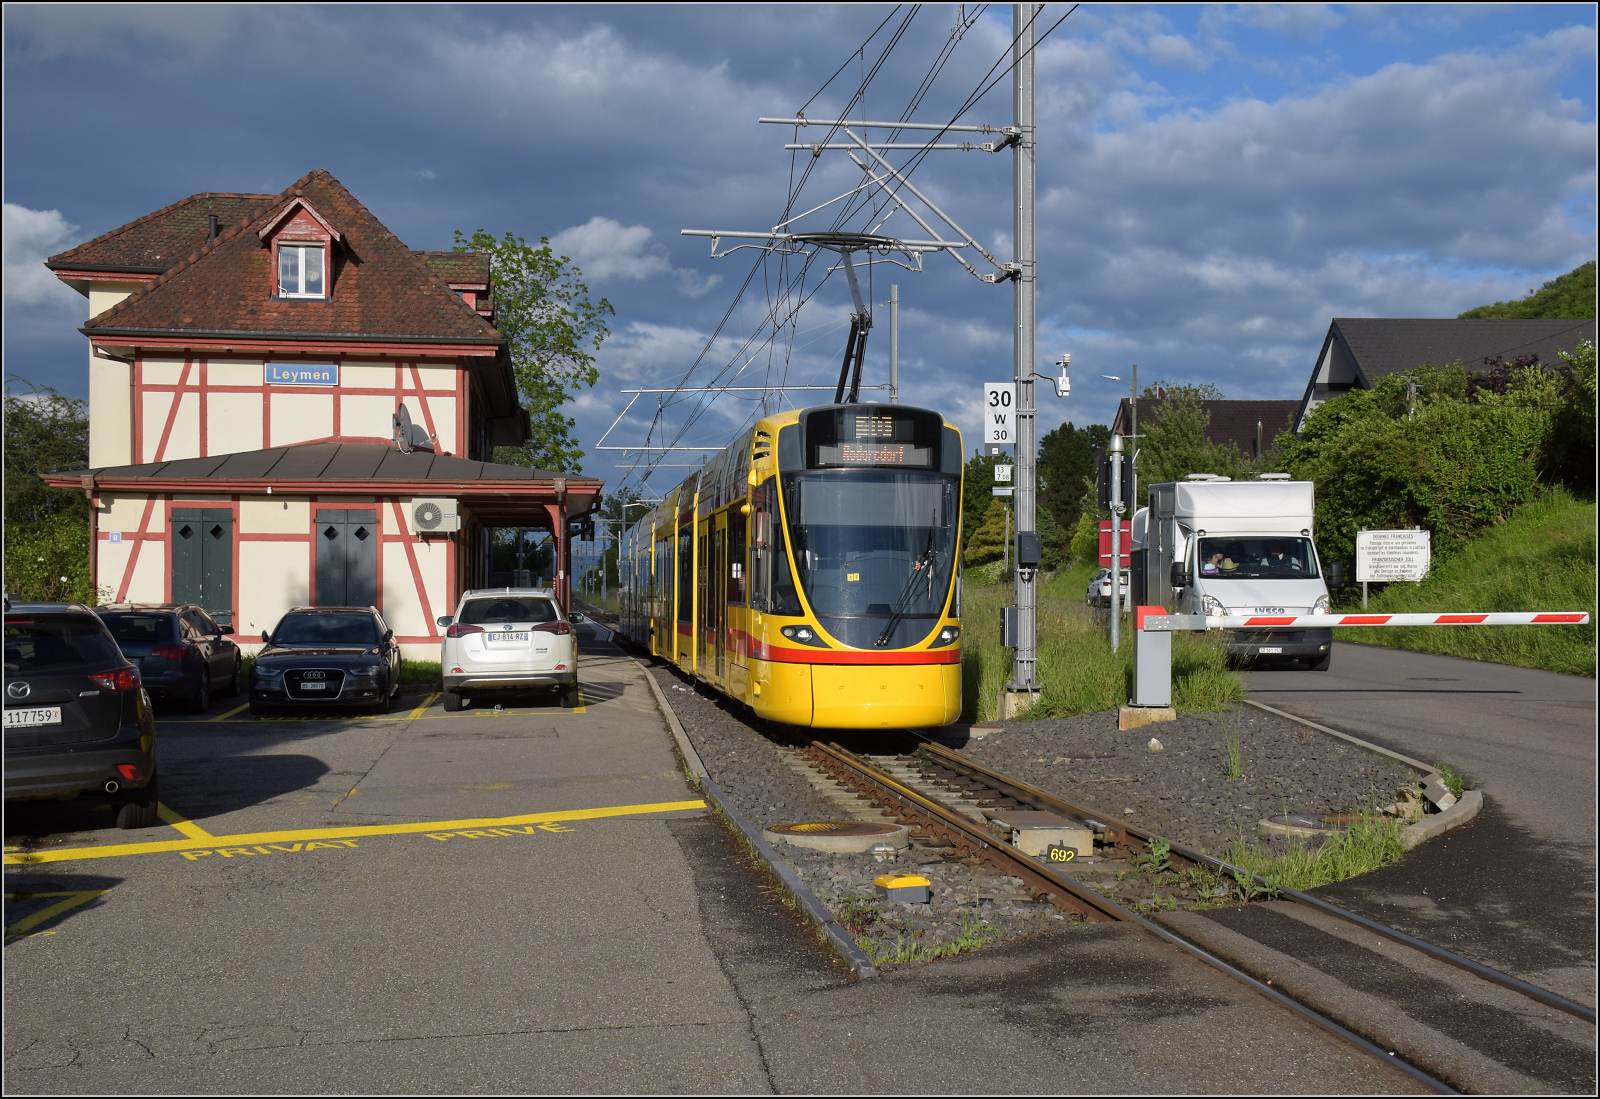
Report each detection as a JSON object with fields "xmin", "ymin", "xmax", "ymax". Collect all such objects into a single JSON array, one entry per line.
[{"xmin": 780, "ymin": 470, "xmax": 958, "ymax": 645}]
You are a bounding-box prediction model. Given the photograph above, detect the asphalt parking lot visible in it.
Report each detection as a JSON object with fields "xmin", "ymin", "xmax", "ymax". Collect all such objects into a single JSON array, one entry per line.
[{"xmin": 3, "ymin": 643, "xmax": 783, "ymax": 1093}]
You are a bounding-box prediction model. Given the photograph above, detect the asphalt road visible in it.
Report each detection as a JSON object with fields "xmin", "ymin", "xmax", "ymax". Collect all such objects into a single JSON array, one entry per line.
[
  {"xmin": 4, "ymin": 626, "xmax": 1428, "ymax": 1093},
  {"xmin": 1244, "ymin": 640, "xmax": 1597, "ymax": 1004}
]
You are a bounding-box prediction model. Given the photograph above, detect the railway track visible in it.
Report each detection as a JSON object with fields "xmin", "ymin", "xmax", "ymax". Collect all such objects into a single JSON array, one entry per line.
[
  {"xmin": 804, "ymin": 738, "xmax": 1596, "ymax": 1094},
  {"xmin": 583, "ymin": 605, "xmax": 1593, "ymax": 1091}
]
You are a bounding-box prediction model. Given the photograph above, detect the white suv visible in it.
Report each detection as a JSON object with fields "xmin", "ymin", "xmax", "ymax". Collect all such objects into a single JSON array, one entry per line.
[{"xmin": 436, "ymin": 589, "xmax": 584, "ymax": 712}]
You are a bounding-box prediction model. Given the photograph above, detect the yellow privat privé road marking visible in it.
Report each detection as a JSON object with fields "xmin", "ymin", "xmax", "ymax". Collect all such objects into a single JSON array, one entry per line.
[{"xmin": 3, "ymin": 799, "xmax": 705, "ymax": 866}]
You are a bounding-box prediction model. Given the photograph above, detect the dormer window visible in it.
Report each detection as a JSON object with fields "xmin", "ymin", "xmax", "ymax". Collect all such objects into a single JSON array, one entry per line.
[{"xmin": 278, "ymin": 244, "xmax": 325, "ymax": 298}]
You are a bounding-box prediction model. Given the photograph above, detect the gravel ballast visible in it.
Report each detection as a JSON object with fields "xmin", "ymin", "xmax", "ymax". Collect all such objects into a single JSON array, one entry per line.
[{"xmin": 646, "ymin": 658, "xmax": 1416, "ymax": 966}]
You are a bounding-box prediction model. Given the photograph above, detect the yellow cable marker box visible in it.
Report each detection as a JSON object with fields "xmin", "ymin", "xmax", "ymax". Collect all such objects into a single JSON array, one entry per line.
[{"xmin": 873, "ymin": 873, "xmax": 931, "ymax": 903}]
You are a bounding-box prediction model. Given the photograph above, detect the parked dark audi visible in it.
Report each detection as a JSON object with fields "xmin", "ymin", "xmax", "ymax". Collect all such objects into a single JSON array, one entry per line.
[
  {"xmin": 250, "ymin": 607, "xmax": 401, "ymax": 715},
  {"xmin": 95, "ymin": 603, "xmax": 242, "ymax": 712},
  {"xmin": 4, "ymin": 601, "xmax": 160, "ymax": 828}
]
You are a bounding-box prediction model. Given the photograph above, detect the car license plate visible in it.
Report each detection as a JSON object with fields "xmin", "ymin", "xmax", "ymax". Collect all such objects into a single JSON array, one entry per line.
[
  {"xmin": 1258, "ymin": 646, "xmax": 1283, "ymax": 654},
  {"xmin": 488, "ymin": 632, "xmax": 529, "ymax": 642},
  {"xmin": 299, "ymin": 681, "xmax": 327, "ymax": 690},
  {"xmin": 5, "ymin": 706, "xmax": 62, "ymax": 728}
]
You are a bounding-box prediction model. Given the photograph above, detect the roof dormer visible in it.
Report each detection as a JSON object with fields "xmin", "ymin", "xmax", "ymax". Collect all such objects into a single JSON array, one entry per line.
[{"xmin": 259, "ymin": 197, "xmax": 341, "ymax": 300}]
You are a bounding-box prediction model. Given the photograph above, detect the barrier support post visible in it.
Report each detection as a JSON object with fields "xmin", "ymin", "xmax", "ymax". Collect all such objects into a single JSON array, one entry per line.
[{"xmin": 1122, "ymin": 606, "xmax": 1177, "ymax": 730}]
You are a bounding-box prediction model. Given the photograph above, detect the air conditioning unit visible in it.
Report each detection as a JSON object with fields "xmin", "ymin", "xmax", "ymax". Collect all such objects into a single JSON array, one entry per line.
[{"xmin": 410, "ymin": 498, "xmax": 461, "ymax": 534}]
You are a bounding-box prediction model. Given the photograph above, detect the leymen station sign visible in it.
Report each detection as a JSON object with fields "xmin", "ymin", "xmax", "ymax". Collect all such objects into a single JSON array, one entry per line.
[{"xmin": 1356, "ymin": 529, "xmax": 1431, "ymax": 583}]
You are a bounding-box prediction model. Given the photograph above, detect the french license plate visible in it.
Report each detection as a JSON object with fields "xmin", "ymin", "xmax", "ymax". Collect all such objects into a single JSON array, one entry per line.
[
  {"xmin": 488, "ymin": 632, "xmax": 530, "ymax": 642},
  {"xmin": 1258, "ymin": 646, "xmax": 1283, "ymax": 654},
  {"xmin": 299, "ymin": 682, "xmax": 327, "ymax": 690},
  {"xmin": 5, "ymin": 706, "xmax": 63, "ymax": 728}
]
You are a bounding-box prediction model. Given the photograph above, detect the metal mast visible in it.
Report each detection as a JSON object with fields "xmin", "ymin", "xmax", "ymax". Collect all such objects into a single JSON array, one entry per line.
[{"xmin": 1009, "ymin": 3, "xmax": 1040, "ymax": 697}]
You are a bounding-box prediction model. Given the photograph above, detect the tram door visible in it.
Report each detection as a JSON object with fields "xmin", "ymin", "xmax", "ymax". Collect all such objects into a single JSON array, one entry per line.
[
  {"xmin": 711, "ymin": 516, "xmax": 727, "ymax": 678},
  {"xmin": 696, "ymin": 520, "xmax": 710, "ymax": 676}
]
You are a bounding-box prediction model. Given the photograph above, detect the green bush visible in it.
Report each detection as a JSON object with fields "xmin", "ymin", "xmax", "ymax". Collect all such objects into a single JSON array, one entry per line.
[{"xmin": 1282, "ymin": 345, "xmax": 1595, "ymax": 569}]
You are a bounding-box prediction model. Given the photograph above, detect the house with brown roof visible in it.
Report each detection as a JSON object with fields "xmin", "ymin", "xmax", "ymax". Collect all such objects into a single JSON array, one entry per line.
[
  {"xmin": 1110, "ymin": 397, "xmax": 1300, "ymax": 458},
  {"xmin": 1295, "ymin": 317, "xmax": 1597, "ymax": 431},
  {"xmin": 41, "ymin": 170, "xmax": 601, "ymax": 655}
]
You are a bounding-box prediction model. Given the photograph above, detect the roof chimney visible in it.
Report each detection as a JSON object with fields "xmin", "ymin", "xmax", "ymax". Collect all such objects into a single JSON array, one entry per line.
[{"xmin": 207, "ymin": 214, "xmax": 219, "ymax": 241}]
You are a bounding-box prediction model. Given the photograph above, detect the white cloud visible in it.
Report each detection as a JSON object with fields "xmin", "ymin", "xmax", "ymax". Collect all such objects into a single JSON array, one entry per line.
[
  {"xmin": 3, "ymin": 204, "xmax": 82, "ymax": 308},
  {"xmin": 551, "ymin": 216, "xmax": 721, "ymax": 297}
]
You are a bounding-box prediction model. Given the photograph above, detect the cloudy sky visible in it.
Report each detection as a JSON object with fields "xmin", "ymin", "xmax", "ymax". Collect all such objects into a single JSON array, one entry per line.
[{"xmin": 4, "ymin": 3, "xmax": 1594, "ymax": 493}]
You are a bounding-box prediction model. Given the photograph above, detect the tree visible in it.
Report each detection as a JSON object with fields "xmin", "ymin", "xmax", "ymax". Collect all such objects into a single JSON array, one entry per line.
[
  {"xmin": 1038, "ymin": 421, "xmax": 1106, "ymax": 540},
  {"xmin": 964, "ymin": 499, "xmax": 1010, "ymax": 567},
  {"xmin": 3, "ymin": 378, "xmax": 96, "ymax": 602},
  {"xmin": 1458, "ymin": 261, "xmax": 1596, "ymax": 320},
  {"xmin": 961, "ymin": 450, "xmax": 1005, "ymax": 551},
  {"xmin": 1136, "ymin": 386, "xmax": 1247, "ymax": 487},
  {"xmin": 453, "ymin": 230, "xmax": 614, "ymax": 472}
]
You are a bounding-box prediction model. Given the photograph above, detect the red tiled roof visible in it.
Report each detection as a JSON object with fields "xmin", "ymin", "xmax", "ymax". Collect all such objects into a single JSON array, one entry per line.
[
  {"xmin": 83, "ymin": 170, "xmax": 503, "ymax": 347},
  {"xmin": 46, "ymin": 192, "xmax": 276, "ymax": 273}
]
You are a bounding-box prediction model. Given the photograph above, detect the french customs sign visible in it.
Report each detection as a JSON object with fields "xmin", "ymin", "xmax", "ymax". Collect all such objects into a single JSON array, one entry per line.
[
  {"xmin": 266, "ymin": 362, "xmax": 338, "ymax": 386},
  {"xmin": 1356, "ymin": 529, "xmax": 1431, "ymax": 582}
]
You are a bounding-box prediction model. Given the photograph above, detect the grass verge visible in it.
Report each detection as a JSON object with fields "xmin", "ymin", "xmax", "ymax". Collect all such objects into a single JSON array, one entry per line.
[
  {"xmin": 836, "ymin": 896, "xmax": 1003, "ymax": 967},
  {"xmin": 960, "ymin": 563, "xmax": 1245, "ymax": 721},
  {"xmin": 1336, "ymin": 488, "xmax": 1595, "ymax": 677}
]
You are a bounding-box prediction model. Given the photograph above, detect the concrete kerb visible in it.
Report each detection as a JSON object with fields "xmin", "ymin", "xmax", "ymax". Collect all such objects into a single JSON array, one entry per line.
[
  {"xmin": 634, "ymin": 649, "xmax": 877, "ymax": 979},
  {"xmin": 1240, "ymin": 698, "xmax": 1482, "ymax": 848}
]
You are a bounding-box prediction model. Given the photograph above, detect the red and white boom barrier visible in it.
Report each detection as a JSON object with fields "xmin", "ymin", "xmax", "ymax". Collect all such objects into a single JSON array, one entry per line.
[
  {"xmin": 1136, "ymin": 610, "xmax": 1590, "ymax": 631},
  {"xmin": 1130, "ymin": 608, "xmax": 1590, "ymax": 708},
  {"xmin": 1210, "ymin": 611, "xmax": 1590, "ymax": 629}
]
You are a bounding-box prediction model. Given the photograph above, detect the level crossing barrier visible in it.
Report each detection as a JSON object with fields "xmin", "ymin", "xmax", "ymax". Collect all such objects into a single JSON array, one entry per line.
[{"xmin": 1130, "ymin": 606, "xmax": 1592, "ymax": 708}]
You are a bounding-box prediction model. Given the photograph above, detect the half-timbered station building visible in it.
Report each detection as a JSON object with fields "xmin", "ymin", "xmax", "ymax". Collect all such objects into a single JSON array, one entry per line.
[{"xmin": 41, "ymin": 169, "xmax": 602, "ymax": 657}]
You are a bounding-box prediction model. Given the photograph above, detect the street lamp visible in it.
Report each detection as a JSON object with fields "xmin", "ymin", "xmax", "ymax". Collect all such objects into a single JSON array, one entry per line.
[{"xmin": 1101, "ymin": 366, "xmax": 1140, "ymax": 509}]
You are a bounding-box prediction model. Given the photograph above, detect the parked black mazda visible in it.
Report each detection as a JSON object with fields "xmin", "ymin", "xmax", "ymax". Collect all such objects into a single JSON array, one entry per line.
[
  {"xmin": 251, "ymin": 607, "xmax": 401, "ymax": 715},
  {"xmin": 96, "ymin": 603, "xmax": 241, "ymax": 712},
  {"xmin": 4, "ymin": 601, "xmax": 160, "ymax": 828}
]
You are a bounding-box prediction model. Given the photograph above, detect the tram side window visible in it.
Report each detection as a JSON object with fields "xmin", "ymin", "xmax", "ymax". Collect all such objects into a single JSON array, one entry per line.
[
  {"xmin": 677, "ymin": 529, "xmax": 693, "ymax": 622},
  {"xmin": 749, "ymin": 479, "xmax": 773, "ymax": 611},
  {"xmin": 726, "ymin": 511, "xmax": 747, "ymax": 603}
]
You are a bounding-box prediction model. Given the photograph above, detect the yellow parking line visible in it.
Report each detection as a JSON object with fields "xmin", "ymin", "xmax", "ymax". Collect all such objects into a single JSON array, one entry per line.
[
  {"xmin": 407, "ymin": 692, "xmax": 440, "ymax": 719},
  {"xmin": 207, "ymin": 703, "xmax": 250, "ymax": 722},
  {"xmin": 4, "ymin": 890, "xmax": 111, "ymax": 938},
  {"xmin": 3, "ymin": 798, "xmax": 706, "ymax": 866},
  {"xmin": 156, "ymin": 803, "xmax": 214, "ymax": 841}
]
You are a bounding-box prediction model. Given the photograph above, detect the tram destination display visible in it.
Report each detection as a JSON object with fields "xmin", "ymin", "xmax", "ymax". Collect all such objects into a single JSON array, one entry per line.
[{"xmin": 814, "ymin": 442, "xmax": 932, "ymax": 468}]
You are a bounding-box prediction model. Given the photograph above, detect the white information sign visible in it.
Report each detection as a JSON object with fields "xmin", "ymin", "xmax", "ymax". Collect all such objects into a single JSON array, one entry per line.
[
  {"xmin": 1356, "ymin": 529, "xmax": 1431, "ymax": 582},
  {"xmin": 982, "ymin": 382, "xmax": 1014, "ymax": 444},
  {"xmin": 994, "ymin": 464, "xmax": 1013, "ymax": 483}
]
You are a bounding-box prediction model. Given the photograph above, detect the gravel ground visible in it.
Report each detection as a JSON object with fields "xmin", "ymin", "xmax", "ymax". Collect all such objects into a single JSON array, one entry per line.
[
  {"xmin": 646, "ymin": 657, "xmax": 1413, "ymax": 966},
  {"xmin": 943, "ymin": 707, "xmax": 1411, "ymax": 858}
]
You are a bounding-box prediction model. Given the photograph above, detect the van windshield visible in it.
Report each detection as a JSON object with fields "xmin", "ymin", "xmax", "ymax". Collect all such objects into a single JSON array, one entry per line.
[{"xmin": 1198, "ymin": 537, "xmax": 1319, "ymax": 579}]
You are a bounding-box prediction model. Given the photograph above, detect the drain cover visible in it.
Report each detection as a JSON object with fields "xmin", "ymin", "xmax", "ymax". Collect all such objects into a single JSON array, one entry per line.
[{"xmin": 764, "ymin": 821, "xmax": 910, "ymax": 853}]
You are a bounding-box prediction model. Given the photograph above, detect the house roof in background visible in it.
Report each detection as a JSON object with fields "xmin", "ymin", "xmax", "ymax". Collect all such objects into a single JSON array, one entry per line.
[
  {"xmin": 1113, "ymin": 398, "xmax": 1300, "ymax": 453},
  {"xmin": 46, "ymin": 192, "xmax": 276, "ymax": 274},
  {"xmin": 1332, "ymin": 318, "xmax": 1596, "ymax": 383}
]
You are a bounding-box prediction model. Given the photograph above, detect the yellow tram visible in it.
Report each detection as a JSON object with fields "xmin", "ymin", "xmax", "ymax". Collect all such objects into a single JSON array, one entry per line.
[{"xmin": 618, "ymin": 403, "xmax": 964, "ymax": 729}]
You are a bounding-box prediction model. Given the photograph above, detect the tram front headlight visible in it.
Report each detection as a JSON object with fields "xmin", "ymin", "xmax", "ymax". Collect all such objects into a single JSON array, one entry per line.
[
  {"xmin": 928, "ymin": 626, "xmax": 961, "ymax": 648},
  {"xmin": 780, "ymin": 625, "xmax": 830, "ymax": 648}
]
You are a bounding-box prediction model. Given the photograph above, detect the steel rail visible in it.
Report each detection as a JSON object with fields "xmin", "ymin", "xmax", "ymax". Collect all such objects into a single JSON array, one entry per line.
[
  {"xmin": 917, "ymin": 742, "xmax": 1595, "ymax": 1024},
  {"xmin": 812, "ymin": 740, "xmax": 1455, "ymax": 1094}
]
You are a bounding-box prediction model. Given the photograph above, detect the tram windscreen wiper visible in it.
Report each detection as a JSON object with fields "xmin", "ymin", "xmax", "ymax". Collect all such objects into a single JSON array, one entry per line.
[{"xmin": 875, "ymin": 518, "xmax": 938, "ymax": 648}]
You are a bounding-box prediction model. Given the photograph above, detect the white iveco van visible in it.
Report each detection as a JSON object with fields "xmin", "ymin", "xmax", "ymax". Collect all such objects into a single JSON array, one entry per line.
[{"xmin": 1131, "ymin": 475, "xmax": 1338, "ymax": 670}]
